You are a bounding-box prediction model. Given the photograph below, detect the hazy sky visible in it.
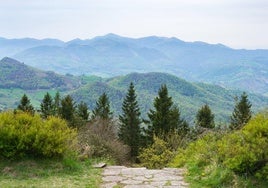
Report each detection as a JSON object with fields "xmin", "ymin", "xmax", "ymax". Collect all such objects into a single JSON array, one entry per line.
[{"xmin": 1, "ymin": 0, "xmax": 268, "ymax": 49}]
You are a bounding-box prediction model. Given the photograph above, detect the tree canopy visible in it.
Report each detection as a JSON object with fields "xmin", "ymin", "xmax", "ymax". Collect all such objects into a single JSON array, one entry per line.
[
  {"xmin": 91, "ymin": 92, "xmax": 113, "ymax": 120},
  {"xmin": 230, "ymin": 92, "xmax": 252, "ymax": 130}
]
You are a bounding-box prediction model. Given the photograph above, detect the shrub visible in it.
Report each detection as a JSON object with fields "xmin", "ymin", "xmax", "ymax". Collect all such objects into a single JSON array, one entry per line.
[
  {"xmin": 170, "ymin": 132, "xmax": 222, "ymax": 168},
  {"xmin": 138, "ymin": 136, "xmax": 174, "ymax": 169},
  {"xmin": 218, "ymin": 113, "xmax": 268, "ymax": 175},
  {"xmin": 78, "ymin": 118, "xmax": 130, "ymax": 164},
  {"xmin": 170, "ymin": 112, "xmax": 268, "ymax": 187},
  {"xmin": 0, "ymin": 111, "xmax": 77, "ymax": 159},
  {"xmin": 33, "ymin": 117, "xmax": 78, "ymax": 157}
]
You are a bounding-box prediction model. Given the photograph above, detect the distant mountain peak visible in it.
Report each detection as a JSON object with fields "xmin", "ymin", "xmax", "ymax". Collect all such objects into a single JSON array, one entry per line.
[
  {"xmin": 104, "ymin": 33, "xmax": 121, "ymax": 38},
  {"xmin": 0, "ymin": 57, "xmax": 22, "ymax": 65}
]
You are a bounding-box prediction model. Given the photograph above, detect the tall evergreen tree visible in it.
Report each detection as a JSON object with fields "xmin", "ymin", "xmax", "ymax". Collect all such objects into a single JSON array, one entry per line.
[
  {"xmin": 230, "ymin": 92, "xmax": 252, "ymax": 130},
  {"xmin": 59, "ymin": 95, "xmax": 76, "ymax": 124},
  {"xmin": 91, "ymin": 92, "xmax": 113, "ymax": 120},
  {"xmin": 146, "ymin": 84, "xmax": 187, "ymax": 142},
  {"xmin": 118, "ymin": 82, "xmax": 142, "ymax": 158},
  {"xmin": 17, "ymin": 94, "xmax": 34, "ymax": 115},
  {"xmin": 77, "ymin": 101, "xmax": 89, "ymax": 121},
  {"xmin": 53, "ymin": 91, "xmax": 61, "ymax": 116},
  {"xmin": 195, "ymin": 104, "xmax": 215, "ymax": 129},
  {"xmin": 40, "ymin": 92, "xmax": 54, "ymax": 118}
]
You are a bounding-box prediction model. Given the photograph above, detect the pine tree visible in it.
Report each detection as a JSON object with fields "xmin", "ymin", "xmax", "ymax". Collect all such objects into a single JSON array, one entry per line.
[
  {"xmin": 59, "ymin": 95, "xmax": 76, "ymax": 124},
  {"xmin": 40, "ymin": 92, "xmax": 54, "ymax": 118},
  {"xmin": 230, "ymin": 92, "xmax": 252, "ymax": 130},
  {"xmin": 91, "ymin": 92, "xmax": 113, "ymax": 120},
  {"xmin": 146, "ymin": 84, "xmax": 187, "ymax": 143},
  {"xmin": 195, "ymin": 104, "xmax": 215, "ymax": 129},
  {"xmin": 17, "ymin": 94, "xmax": 34, "ymax": 115},
  {"xmin": 118, "ymin": 82, "xmax": 142, "ymax": 158},
  {"xmin": 53, "ymin": 91, "xmax": 61, "ymax": 116},
  {"xmin": 77, "ymin": 101, "xmax": 89, "ymax": 121}
]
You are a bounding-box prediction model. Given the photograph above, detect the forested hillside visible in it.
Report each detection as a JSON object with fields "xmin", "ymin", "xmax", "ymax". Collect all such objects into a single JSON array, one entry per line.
[
  {"xmin": 71, "ymin": 72, "xmax": 268, "ymax": 123},
  {"xmin": 0, "ymin": 57, "xmax": 80, "ymax": 90}
]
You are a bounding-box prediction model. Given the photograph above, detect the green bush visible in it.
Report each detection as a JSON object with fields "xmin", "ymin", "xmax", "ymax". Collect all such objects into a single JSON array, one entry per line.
[
  {"xmin": 169, "ymin": 132, "xmax": 221, "ymax": 168},
  {"xmin": 138, "ymin": 136, "xmax": 174, "ymax": 169},
  {"xmin": 170, "ymin": 112, "xmax": 268, "ymax": 187},
  {"xmin": 0, "ymin": 111, "xmax": 77, "ymax": 159},
  {"xmin": 218, "ymin": 113, "xmax": 268, "ymax": 175}
]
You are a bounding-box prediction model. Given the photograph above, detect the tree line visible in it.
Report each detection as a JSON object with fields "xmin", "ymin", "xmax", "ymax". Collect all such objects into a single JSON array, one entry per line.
[{"xmin": 15, "ymin": 83, "xmax": 252, "ymax": 161}]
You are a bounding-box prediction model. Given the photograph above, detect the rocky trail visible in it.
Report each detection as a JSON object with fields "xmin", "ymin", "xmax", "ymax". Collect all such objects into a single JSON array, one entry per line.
[{"xmin": 101, "ymin": 166, "xmax": 188, "ymax": 188}]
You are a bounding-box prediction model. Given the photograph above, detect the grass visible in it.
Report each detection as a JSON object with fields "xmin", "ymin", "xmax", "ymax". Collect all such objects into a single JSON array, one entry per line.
[
  {"xmin": 184, "ymin": 162, "xmax": 268, "ymax": 188},
  {"xmin": 0, "ymin": 158, "xmax": 103, "ymax": 188}
]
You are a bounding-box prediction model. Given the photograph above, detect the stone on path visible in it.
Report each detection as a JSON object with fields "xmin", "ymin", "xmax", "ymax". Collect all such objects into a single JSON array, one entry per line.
[
  {"xmin": 93, "ymin": 163, "xmax": 107, "ymax": 168},
  {"xmin": 101, "ymin": 166, "xmax": 188, "ymax": 188}
]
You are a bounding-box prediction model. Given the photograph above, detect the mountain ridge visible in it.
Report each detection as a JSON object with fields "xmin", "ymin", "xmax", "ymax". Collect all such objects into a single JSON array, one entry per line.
[{"xmin": 0, "ymin": 34, "xmax": 268, "ymax": 94}]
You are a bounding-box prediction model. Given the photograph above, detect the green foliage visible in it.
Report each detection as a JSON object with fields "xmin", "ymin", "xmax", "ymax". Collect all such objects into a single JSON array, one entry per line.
[
  {"xmin": 0, "ymin": 111, "xmax": 77, "ymax": 159},
  {"xmin": 170, "ymin": 112, "xmax": 268, "ymax": 187},
  {"xmin": 33, "ymin": 117, "xmax": 78, "ymax": 157},
  {"xmin": 59, "ymin": 95, "xmax": 76, "ymax": 125},
  {"xmin": 53, "ymin": 91, "xmax": 61, "ymax": 116},
  {"xmin": 230, "ymin": 92, "xmax": 252, "ymax": 130},
  {"xmin": 76, "ymin": 101, "xmax": 89, "ymax": 121},
  {"xmin": 145, "ymin": 84, "xmax": 187, "ymax": 144},
  {"xmin": 138, "ymin": 136, "xmax": 174, "ymax": 169},
  {"xmin": 170, "ymin": 132, "xmax": 221, "ymax": 168},
  {"xmin": 195, "ymin": 104, "xmax": 215, "ymax": 129},
  {"xmin": 40, "ymin": 92, "xmax": 54, "ymax": 118},
  {"xmin": 219, "ymin": 112, "xmax": 268, "ymax": 175},
  {"xmin": 91, "ymin": 92, "xmax": 113, "ymax": 120},
  {"xmin": 118, "ymin": 82, "xmax": 142, "ymax": 159},
  {"xmin": 17, "ymin": 94, "xmax": 35, "ymax": 115}
]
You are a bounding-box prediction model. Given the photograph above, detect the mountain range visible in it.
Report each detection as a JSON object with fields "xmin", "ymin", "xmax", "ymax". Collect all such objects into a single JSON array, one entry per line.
[
  {"xmin": 0, "ymin": 34, "xmax": 267, "ymax": 95},
  {"xmin": 0, "ymin": 57, "xmax": 267, "ymax": 124}
]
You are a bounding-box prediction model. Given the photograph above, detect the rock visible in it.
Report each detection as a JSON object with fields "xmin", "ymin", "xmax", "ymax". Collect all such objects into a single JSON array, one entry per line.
[{"xmin": 93, "ymin": 162, "xmax": 106, "ymax": 168}]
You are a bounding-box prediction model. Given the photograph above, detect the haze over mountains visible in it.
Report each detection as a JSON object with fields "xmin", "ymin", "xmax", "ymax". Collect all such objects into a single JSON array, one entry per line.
[{"xmin": 1, "ymin": 34, "xmax": 268, "ymax": 95}]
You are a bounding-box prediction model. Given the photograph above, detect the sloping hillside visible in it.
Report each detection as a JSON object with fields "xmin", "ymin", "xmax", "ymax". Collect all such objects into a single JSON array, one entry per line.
[
  {"xmin": 71, "ymin": 72, "xmax": 268, "ymax": 123},
  {"xmin": 0, "ymin": 57, "xmax": 80, "ymax": 90}
]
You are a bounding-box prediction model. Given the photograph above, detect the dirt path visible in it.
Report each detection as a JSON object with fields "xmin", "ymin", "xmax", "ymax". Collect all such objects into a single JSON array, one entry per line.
[{"xmin": 101, "ymin": 166, "xmax": 188, "ymax": 188}]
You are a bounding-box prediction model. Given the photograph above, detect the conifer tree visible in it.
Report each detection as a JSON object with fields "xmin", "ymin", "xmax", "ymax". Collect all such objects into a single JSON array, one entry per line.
[
  {"xmin": 17, "ymin": 94, "xmax": 34, "ymax": 115},
  {"xmin": 195, "ymin": 104, "xmax": 215, "ymax": 129},
  {"xmin": 59, "ymin": 95, "xmax": 76, "ymax": 124},
  {"xmin": 40, "ymin": 92, "xmax": 53, "ymax": 118},
  {"xmin": 77, "ymin": 101, "xmax": 89, "ymax": 121},
  {"xmin": 91, "ymin": 92, "xmax": 113, "ymax": 120},
  {"xmin": 146, "ymin": 85, "xmax": 187, "ymax": 143},
  {"xmin": 53, "ymin": 91, "xmax": 61, "ymax": 116},
  {"xmin": 230, "ymin": 92, "xmax": 252, "ymax": 130},
  {"xmin": 118, "ymin": 82, "xmax": 142, "ymax": 158}
]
